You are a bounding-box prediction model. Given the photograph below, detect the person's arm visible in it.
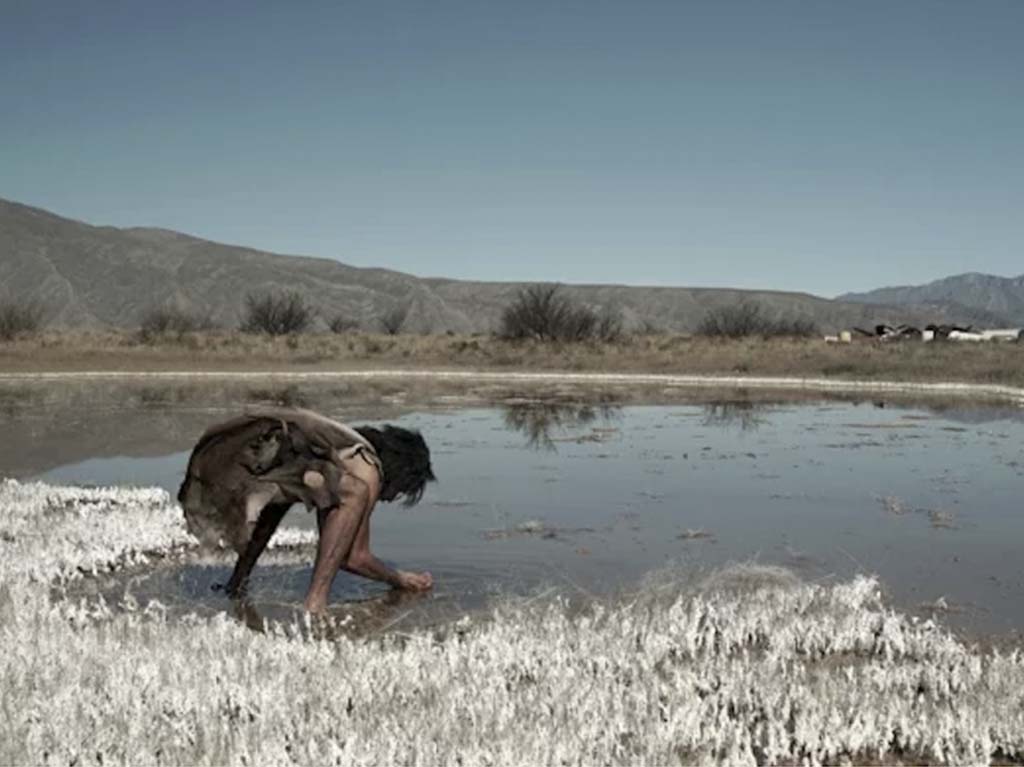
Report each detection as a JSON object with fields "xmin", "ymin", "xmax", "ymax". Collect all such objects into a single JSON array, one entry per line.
[
  {"xmin": 341, "ymin": 478, "xmax": 432, "ymax": 592},
  {"xmin": 343, "ymin": 550, "xmax": 432, "ymax": 590},
  {"xmin": 224, "ymin": 499, "xmax": 289, "ymax": 598}
]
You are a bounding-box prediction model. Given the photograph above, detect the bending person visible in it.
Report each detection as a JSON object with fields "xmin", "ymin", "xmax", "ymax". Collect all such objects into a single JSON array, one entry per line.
[{"xmin": 177, "ymin": 407, "xmax": 436, "ymax": 613}]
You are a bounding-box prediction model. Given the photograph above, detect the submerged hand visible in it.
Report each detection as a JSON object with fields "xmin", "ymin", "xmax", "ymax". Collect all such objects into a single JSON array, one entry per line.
[{"xmin": 396, "ymin": 570, "xmax": 433, "ymax": 591}]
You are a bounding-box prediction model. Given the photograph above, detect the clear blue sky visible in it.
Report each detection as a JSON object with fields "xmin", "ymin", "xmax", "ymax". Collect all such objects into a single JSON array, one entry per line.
[{"xmin": 2, "ymin": 0, "xmax": 1022, "ymax": 296}]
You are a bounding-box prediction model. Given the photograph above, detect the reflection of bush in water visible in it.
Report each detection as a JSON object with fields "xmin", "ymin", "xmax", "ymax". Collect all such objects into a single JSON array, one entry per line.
[
  {"xmin": 136, "ymin": 386, "xmax": 199, "ymax": 409},
  {"xmin": 0, "ymin": 385, "xmax": 46, "ymax": 419},
  {"xmin": 702, "ymin": 400, "xmax": 769, "ymax": 431},
  {"xmin": 244, "ymin": 384, "xmax": 311, "ymax": 408},
  {"xmin": 502, "ymin": 398, "xmax": 621, "ymax": 449}
]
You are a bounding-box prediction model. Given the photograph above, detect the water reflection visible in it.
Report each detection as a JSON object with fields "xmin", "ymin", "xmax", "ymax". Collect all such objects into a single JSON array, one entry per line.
[
  {"xmin": 701, "ymin": 399, "xmax": 769, "ymax": 432},
  {"xmin": 8, "ymin": 378, "xmax": 1024, "ymax": 637},
  {"xmin": 9, "ymin": 376, "xmax": 1016, "ymax": 478},
  {"xmin": 0, "ymin": 379, "xmax": 431, "ymax": 477},
  {"xmin": 0, "ymin": 385, "xmax": 46, "ymax": 420},
  {"xmin": 243, "ymin": 385, "xmax": 312, "ymax": 409},
  {"xmin": 502, "ymin": 397, "xmax": 622, "ymax": 450}
]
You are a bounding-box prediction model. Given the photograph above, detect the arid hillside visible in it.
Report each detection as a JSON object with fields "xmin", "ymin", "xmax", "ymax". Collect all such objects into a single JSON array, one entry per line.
[
  {"xmin": 841, "ymin": 272, "xmax": 1024, "ymax": 326},
  {"xmin": 0, "ymin": 198, "xmax": 1009, "ymax": 333}
]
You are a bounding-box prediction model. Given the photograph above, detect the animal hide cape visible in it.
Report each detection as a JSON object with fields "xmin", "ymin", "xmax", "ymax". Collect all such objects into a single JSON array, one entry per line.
[{"xmin": 177, "ymin": 408, "xmax": 381, "ymax": 552}]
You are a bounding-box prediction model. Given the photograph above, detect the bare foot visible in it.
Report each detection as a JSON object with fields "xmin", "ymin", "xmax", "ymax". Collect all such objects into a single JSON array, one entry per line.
[{"xmin": 396, "ymin": 570, "xmax": 433, "ymax": 591}]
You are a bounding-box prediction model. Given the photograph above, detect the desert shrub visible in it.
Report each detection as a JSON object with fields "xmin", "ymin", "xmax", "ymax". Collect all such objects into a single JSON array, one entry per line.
[
  {"xmin": 769, "ymin": 316, "xmax": 820, "ymax": 338},
  {"xmin": 138, "ymin": 306, "xmax": 216, "ymax": 342},
  {"xmin": 0, "ymin": 298, "xmax": 44, "ymax": 340},
  {"xmin": 636, "ymin": 319, "xmax": 665, "ymax": 336},
  {"xmin": 560, "ymin": 305, "xmax": 597, "ymax": 342},
  {"xmin": 697, "ymin": 301, "xmax": 818, "ymax": 339},
  {"xmin": 594, "ymin": 306, "xmax": 624, "ymax": 342},
  {"xmin": 380, "ymin": 306, "xmax": 408, "ymax": 335},
  {"xmin": 498, "ymin": 284, "xmax": 622, "ymax": 343},
  {"xmin": 240, "ymin": 290, "xmax": 315, "ymax": 335},
  {"xmin": 328, "ymin": 314, "xmax": 359, "ymax": 334},
  {"xmin": 697, "ymin": 301, "xmax": 768, "ymax": 338}
]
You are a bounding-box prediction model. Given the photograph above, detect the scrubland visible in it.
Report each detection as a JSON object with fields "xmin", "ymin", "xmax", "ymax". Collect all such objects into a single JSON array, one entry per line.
[
  {"xmin": 3, "ymin": 479, "xmax": 1024, "ymax": 765},
  {"xmin": 1, "ymin": 330, "xmax": 1023, "ymax": 388}
]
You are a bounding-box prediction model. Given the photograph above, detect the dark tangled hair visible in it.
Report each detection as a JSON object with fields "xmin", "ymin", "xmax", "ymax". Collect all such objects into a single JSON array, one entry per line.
[{"xmin": 355, "ymin": 425, "xmax": 436, "ymax": 506}]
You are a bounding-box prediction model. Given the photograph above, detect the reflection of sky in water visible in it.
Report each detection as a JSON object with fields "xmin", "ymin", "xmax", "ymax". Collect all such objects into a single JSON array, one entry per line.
[
  {"xmin": 43, "ymin": 453, "xmax": 188, "ymax": 494},
  {"xmin": 33, "ymin": 400, "xmax": 1024, "ymax": 635}
]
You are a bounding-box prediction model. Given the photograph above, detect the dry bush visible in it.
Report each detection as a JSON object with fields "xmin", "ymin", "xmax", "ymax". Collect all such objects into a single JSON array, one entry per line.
[
  {"xmin": 498, "ymin": 284, "xmax": 623, "ymax": 343},
  {"xmin": 698, "ymin": 301, "xmax": 818, "ymax": 339},
  {"xmin": 138, "ymin": 307, "xmax": 217, "ymax": 343},
  {"xmin": 0, "ymin": 299, "xmax": 44, "ymax": 341},
  {"xmin": 380, "ymin": 306, "xmax": 408, "ymax": 335},
  {"xmin": 594, "ymin": 306, "xmax": 624, "ymax": 343},
  {"xmin": 697, "ymin": 301, "xmax": 768, "ymax": 338},
  {"xmin": 328, "ymin": 314, "xmax": 360, "ymax": 334},
  {"xmin": 636, "ymin": 319, "xmax": 665, "ymax": 336},
  {"xmin": 769, "ymin": 316, "xmax": 820, "ymax": 338},
  {"xmin": 240, "ymin": 290, "xmax": 315, "ymax": 335}
]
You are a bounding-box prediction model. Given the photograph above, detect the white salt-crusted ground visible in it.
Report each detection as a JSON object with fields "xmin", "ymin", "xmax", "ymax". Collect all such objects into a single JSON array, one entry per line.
[
  {"xmin": 3, "ymin": 368, "xmax": 1024, "ymax": 405},
  {"xmin": 0, "ymin": 480, "xmax": 315, "ymax": 583},
  {"xmin": 2, "ymin": 480, "xmax": 1023, "ymax": 766}
]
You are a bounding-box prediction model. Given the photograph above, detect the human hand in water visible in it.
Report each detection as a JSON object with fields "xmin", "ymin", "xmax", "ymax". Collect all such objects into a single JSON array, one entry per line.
[{"xmin": 396, "ymin": 570, "xmax": 433, "ymax": 591}]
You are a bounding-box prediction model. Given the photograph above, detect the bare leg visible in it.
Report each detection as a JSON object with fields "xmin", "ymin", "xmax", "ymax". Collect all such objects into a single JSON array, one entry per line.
[
  {"xmin": 304, "ymin": 483, "xmax": 370, "ymax": 613},
  {"xmin": 224, "ymin": 502, "xmax": 290, "ymax": 598}
]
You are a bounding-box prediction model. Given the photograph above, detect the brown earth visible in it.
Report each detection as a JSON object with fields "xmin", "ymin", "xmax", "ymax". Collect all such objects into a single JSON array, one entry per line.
[{"xmin": 2, "ymin": 330, "xmax": 1023, "ymax": 387}]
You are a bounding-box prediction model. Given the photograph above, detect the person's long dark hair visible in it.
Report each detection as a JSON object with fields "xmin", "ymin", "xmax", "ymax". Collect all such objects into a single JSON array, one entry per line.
[{"xmin": 355, "ymin": 425, "xmax": 435, "ymax": 505}]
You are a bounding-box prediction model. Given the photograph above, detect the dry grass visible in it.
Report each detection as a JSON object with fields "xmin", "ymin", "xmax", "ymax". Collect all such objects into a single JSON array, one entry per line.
[
  {"xmin": 0, "ymin": 330, "xmax": 1022, "ymax": 386},
  {"xmin": 3, "ymin": 479, "xmax": 1024, "ymax": 765}
]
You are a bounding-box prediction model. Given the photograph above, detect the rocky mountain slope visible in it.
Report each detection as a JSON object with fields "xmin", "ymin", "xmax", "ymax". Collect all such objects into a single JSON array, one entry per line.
[
  {"xmin": 840, "ymin": 273, "xmax": 1024, "ymax": 327},
  {"xmin": 0, "ymin": 198, "xmax": 1006, "ymax": 333}
]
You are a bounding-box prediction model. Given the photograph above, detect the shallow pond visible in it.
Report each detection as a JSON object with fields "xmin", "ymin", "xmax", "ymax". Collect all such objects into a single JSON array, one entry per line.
[{"xmin": 4, "ymin": 377, "xmax": 1023, "ymax": 638}]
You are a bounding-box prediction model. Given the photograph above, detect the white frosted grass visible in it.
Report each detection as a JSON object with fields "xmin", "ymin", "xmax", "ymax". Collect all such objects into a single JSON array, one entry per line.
[
  {"xmin": 0, "ymin": 479, "xmax": 192, "ymax": 583},
  {"xmin": 3, "ymin": 482, "xmax": 1024, "ymax": 765},
  {"xmin": 271, "ymin": 527, "xmax": 318, "ymax": 548},
  {"xmin": 0, "ymin": 480, "xmax": 317, "ymax": 584}
]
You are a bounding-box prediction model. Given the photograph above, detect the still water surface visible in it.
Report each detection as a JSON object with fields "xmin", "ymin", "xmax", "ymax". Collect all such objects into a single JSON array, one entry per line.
[{"xmin": 6, "ymin": 380, "xmax": 1024, "ymax": 636}]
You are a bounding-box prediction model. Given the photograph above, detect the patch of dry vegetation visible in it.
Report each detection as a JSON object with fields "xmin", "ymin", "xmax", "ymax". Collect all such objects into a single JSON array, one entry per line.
[
  {"xmin": 138, "ymin": 307, "xmax": 218, "ymax": 343},
  {"xmin": 696, "ymin": 301, "xmax": 818, "ymax": 339},
  {"xmin": 498, "ymin": 284, "xmax": 624, "ymax": 343},
  {"xmin": 3, "ymin": 479, "xmax": 1024, "ymax": 765},
  {"xmin": 240, "ymin": 291, "xmax": 316, "ymax": 336},
  {"xmin": 1, "ymin": 330, "xmax": 1022, "ymax": 387},
  {"xmin": 0, "ymin": 298, "xmax": 45, "ymax": 340}
]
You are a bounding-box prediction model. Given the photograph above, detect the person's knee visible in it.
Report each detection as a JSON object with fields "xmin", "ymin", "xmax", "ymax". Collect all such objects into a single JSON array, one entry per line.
[{"xmin": 345, "ymin": 548, "xmax": 372, "ymax": 572}]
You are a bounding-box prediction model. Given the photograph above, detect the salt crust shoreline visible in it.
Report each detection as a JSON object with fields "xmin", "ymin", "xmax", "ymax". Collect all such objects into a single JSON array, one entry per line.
[
  {"xmin": 2, "ymin": 479, "xmax": 1024, "ymax": 765},
  {"xmin": 2, "ymin": 368, "xmax": 1023, "ymax": 406}
]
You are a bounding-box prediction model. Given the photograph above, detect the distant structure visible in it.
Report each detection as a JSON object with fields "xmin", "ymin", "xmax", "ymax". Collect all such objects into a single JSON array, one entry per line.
[{"xmin": 825, "ymin": 324, "xmax": 1022, "ymax": 344}]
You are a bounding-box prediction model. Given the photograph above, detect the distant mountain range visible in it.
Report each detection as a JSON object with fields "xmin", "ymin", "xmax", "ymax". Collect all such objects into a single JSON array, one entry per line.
[
  {"xmin": 839, "ymin": 273, "xmax": 1024, "ymax": 327},
  {"xmin": 0, "ymin": 197, "xmax": 1018, "ymax": 333}
]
